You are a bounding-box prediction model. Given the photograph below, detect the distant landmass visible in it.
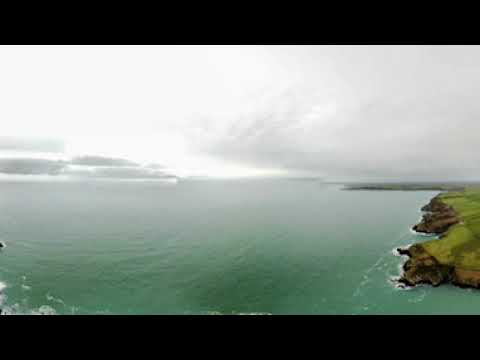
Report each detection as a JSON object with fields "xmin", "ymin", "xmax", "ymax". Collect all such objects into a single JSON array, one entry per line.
[{"xmin": 343, "ymin": 183, "xmax": 468, "ymax": 191}]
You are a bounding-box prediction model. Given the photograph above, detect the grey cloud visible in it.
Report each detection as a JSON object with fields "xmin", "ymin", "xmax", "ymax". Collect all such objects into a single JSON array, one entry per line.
[
  {"xmin": 0, "ymin": 137, "xmax": 65, "ymax": 153},
  {"xmin": 65, "ymin": 166, "xmax": 177, "ymax": 180},
  {"xmin": 70, "ymin": 155, "xmax": 140, "ymax": 167},
  {"xmin": 194, "ymin": 70, "xmax": 480, "ymax": 181},
  {"xmin": 0, "ymin": 158, "xmax": 67, "ymax": 175},
  {"xmin": 0, "ymin": 157, "xmax": 176, "ymax": 180}
]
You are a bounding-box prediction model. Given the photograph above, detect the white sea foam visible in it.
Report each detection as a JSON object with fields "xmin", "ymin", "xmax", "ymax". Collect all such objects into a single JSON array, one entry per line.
[
  {"xmin": 20, "ymin": 275, "xmax": 31, "ymax": 291},
  {"xmin": 46, "ymin": 293, "xmax": 66, "ymax": 306},
  {"xmin": 70, "ymin": 306, "xmax": 80, "ymax": 315},
  {"xmin": 31, "ymin": 305, "xmax": 57, "ymax": 315},
  {"xmin": 205, "ymin": 310, "xmax": 272, "ymax": 315},
  {"xmin": 408, "ymin": 290, "xmax": 427, "ymax": 303},
  {"xmin": 409, "ymin": 227, "xmax": 438, "ymax": 238},
  {"xmin": 236, "ymin": 312, "xmax": 272, "ymax": 315},
  {"xmin": 353, "ymin": 251, "xmax": 389, "ymax": 298},
  {"xmin": 392, "ymin": 248, "xmax": 402, "ymax": 257},
  {"xmin": 1, "ymin": 303, "xmax": 58, "ymax": 315},
  {"xmin": 0, "ymin": 280, "xmax": 60, "ymax": 315},
  {"xmin": 389, "ymin": 275, "xmax": 410, "ymax": 290}
]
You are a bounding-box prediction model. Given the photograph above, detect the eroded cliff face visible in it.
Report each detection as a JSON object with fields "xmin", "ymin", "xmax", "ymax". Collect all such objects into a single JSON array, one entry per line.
[
  {"xmin": 397, "ymin": 244, "xmax": 454, "ymax": 287},
  {"xmin": 398, "ymin": 247, "xmax": 480, "ymax": 289},
  {"xmin": 412, "ymin": 195, "xmax": 460, "ymax": 234}
]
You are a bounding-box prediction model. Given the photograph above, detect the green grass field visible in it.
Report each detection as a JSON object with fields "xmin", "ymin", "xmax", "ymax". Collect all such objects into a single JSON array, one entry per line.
[{"xmin": 422, "ymin": 187, "xmax": 480, "ymax": 269}]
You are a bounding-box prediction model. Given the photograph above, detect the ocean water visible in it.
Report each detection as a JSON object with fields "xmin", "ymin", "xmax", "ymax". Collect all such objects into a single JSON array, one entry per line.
[{"xmin": 1, "ymin": 179, "xmax": 480, "ymax": 315}]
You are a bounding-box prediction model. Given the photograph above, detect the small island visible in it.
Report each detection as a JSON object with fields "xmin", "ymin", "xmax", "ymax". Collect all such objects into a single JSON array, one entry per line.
[{"xmin": 398, "ymin": 187, "xmax": 480, "ymax": 288}]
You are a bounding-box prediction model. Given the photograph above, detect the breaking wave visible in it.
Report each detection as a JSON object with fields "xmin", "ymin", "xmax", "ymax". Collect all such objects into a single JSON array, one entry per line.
[
  {"xmin": 1, "ymin": 303, "xmax": 57, "ymax": 315},
  {"xmin": 202, "ymin": 310, "xmax": 272, "ymax": 315},
  {"xmin": 0, "ymin": 278, "xmax": 62, "ymax": 315}
]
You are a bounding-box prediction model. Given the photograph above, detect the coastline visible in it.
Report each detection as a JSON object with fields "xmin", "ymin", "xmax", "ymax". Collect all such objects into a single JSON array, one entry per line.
[{"xmin": 397, "ymin": 193, "xmax": 480, "ymax": 289}]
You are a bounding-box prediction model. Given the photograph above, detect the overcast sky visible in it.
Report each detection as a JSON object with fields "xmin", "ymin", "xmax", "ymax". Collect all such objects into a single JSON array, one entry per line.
[{"xmin": 1, "ymin": 45, "xmax": 480, "ymax": 181}]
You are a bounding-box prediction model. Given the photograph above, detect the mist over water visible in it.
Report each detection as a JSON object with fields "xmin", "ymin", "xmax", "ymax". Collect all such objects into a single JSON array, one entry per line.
[{"xmin": 1, "ymin": 179, "xmax": 479, "ymax": 315}]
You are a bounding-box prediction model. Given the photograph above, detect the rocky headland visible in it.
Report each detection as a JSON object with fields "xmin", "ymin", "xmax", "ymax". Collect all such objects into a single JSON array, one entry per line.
[
  {"xmin": 397, "ymin": 194, "xmax": 480, "ymax": 289},
  {"xmin": 397, "ymin": 244, "xmax": 454, "ymax": 287}
]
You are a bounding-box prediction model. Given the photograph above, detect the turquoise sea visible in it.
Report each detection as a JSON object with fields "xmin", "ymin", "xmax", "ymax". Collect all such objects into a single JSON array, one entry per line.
[{"xmin": 1, "ymin": 179, "xmax": 479, "ymax": 315}]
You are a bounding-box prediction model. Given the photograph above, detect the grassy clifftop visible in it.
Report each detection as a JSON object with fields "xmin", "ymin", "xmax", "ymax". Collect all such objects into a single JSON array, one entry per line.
[{"xmin": 422, "ymin": 188, "xmax": 480, "ymax": 270}]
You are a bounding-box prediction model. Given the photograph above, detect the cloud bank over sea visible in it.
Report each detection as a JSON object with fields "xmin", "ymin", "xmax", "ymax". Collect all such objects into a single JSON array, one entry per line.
[{"xmin": 0, "ymin": 154, "xmax": 177, "ymax": 181}]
